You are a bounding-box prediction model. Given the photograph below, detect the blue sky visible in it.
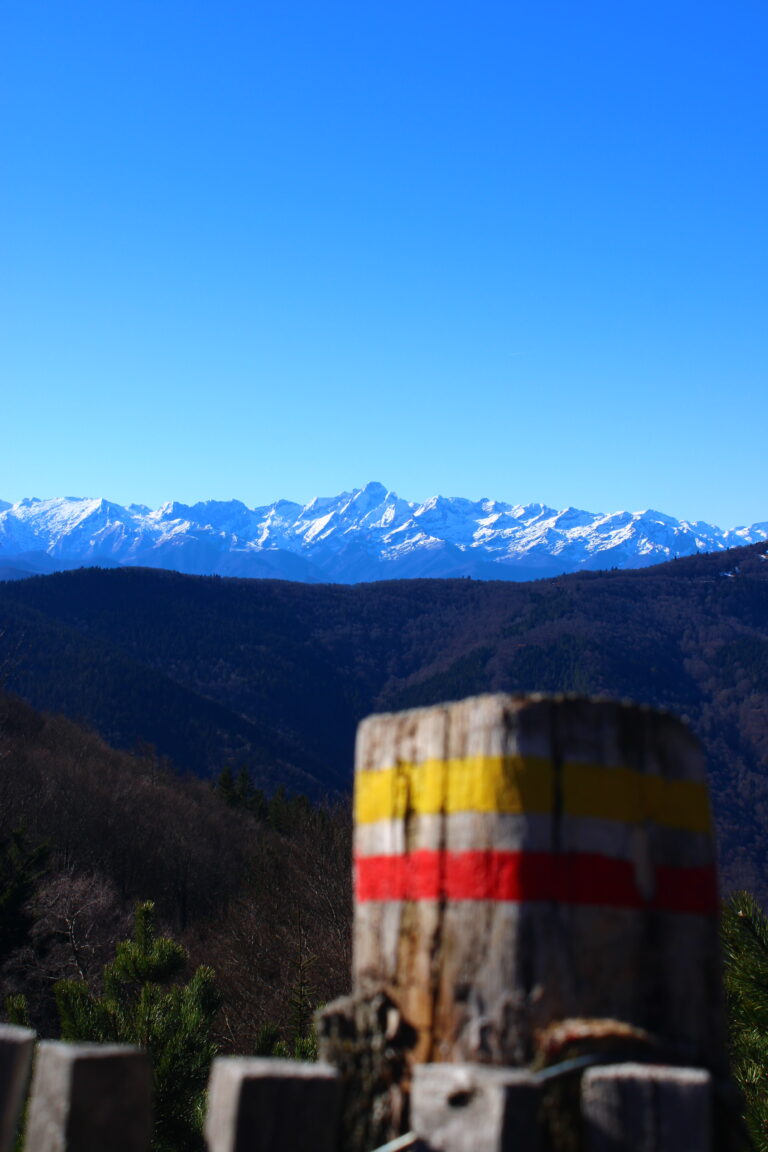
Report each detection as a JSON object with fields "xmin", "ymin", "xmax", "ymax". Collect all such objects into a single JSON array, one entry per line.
[{"xmin": 1, "ymin": 1, "xmax": 766, "ymax": 526}]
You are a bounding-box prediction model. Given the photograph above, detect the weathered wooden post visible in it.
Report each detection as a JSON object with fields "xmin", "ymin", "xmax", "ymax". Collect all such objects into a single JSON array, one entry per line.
[
  {"xmin": 410, "ymin": 1063, "xmax": 540, "ymax": 1152},
  {"xmin": 24, "ymin": 1042, "xmax": 152, "ymax": 1152},
  {"xmin": 353, "ymin": 694, "xmax": 723, "ymax": 1068},
  {"xmin": 204, "ymin": 1058, "xmax": 342, "ymax": 1152},
  {"xmin": 320, "ymin": 693, "xmax": 727, "ymax": 1149},
  {"xmin": 0, "ymin": 1024, "xmax": 35, "ymax": 1152},
  {"xmin": 580, "ymin": 1063, "xmax": 713, "ymax": 1152}
]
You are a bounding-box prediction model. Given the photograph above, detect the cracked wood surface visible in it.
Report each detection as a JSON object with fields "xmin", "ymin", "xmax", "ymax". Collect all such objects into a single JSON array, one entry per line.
[{"xmin": 353, "ymin": 694, "xmax": 726, "ymax": 1071}]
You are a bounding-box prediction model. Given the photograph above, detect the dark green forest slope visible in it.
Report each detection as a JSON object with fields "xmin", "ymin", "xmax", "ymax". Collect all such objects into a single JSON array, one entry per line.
[{"xmin": 1, "ymin": 541, "xmax": 767, "ymax": 894}]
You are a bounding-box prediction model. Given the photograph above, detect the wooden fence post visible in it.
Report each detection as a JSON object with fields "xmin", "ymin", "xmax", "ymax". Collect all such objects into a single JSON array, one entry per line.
[
  {"xmin": 24, "ymin": 1042, "xmax": 152, "ymax": 1152},
  {"xmin": 353, "ymin": 694, "xmax": 724, "ymax": 1072},
  {"xmin": 204, "ymin": 1057, "xmax": 342, "ymax": 1152},
  {"xmin": 411, "ymin": 1063, "xmax": 540, "ymax": 1152},
  {"xmin": 316, "ymin": 991, "xmax": 416, "ymax": 1152},
  {"xmin": 0, "ymin": 1024, "xmax": 35, "ymax": 1152},
  {"xmin": 322, "ymin": 693, "xmax": 731, "ymax": 1149},
  {"xmin": 580, "ymin": 1063, "xmax": 712, "ymax": 1152}
]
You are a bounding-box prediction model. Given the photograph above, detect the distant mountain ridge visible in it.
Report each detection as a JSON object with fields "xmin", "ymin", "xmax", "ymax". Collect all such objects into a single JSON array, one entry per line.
[
  {"xmin": 1, "ymin": 482, "xmax": 765, "ymax": 582},
  {"xmin": 1, "ymin": 542, "xmax": 767, "ymax": 898}
]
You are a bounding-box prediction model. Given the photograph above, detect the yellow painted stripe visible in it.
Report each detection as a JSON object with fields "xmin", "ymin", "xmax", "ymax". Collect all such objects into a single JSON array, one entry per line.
[{"xmin": 354, "ymin": 756, "xmax": 712, "ymax": 834}]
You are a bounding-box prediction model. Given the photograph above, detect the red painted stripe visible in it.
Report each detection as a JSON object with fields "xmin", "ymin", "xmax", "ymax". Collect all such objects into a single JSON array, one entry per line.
[{"xmin": 355, "ymin": 850, "xmax": 718, "ymax": 915}]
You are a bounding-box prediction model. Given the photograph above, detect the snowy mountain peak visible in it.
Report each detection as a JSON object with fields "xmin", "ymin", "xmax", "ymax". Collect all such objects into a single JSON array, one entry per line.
[
  {"xmin": 0, "ymin": 486, "xmax": 763, "ymax": 584},
  {"xmin": 154, "ymin": 501, "xmax": 194, "ymax": 522}
]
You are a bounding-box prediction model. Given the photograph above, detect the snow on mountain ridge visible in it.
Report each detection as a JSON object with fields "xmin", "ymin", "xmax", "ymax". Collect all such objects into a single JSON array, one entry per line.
[{"xmin": 0, "ymin": 486, "xmax": 764, "ymax": 583}]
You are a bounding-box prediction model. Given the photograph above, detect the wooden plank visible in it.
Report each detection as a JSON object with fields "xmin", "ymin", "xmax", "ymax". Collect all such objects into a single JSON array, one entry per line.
[
  {"xmin": 0, "ymin": 1024, "xmax": 35, "ymax": 1152},
  {"xmin": 580, "ymin": 1063, "xmax": 712, "ymax": 1152},
  {"xmin": 411, "ymin": 1063, "xmax": 540, "ymax": 1152},
  {"xmin": 25, "ymin": 1042, "xmax": 151, "ymax": 1152},
  {"xmin": 204, "ymin": 1057, "xmax": 341, "ymax": 1152}
]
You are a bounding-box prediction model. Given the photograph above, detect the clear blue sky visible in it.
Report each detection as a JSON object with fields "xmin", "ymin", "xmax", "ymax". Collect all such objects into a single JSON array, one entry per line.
[{"xmin": 1, "ymin": 1, "xmax": 766, "ymax": 526}]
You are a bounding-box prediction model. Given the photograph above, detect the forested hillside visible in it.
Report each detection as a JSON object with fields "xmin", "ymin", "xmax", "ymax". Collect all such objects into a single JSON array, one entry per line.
[
  {"xmin": 0, "ymin": 692, "xmax": 351, "ymax": 1052},
  {"xmin": 1, "ymin": 540, "xmax": 767, "ymax": 894}
]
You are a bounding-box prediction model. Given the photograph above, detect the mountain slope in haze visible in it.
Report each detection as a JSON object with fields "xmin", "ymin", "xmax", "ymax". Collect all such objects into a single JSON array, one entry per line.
[
  {"xmin": 1, "ymin": 541, "xmax": 767, "ymax": 896},
  {"xmin": 1, "ymin": 484, "xmax": 765, "ymax": 582}
]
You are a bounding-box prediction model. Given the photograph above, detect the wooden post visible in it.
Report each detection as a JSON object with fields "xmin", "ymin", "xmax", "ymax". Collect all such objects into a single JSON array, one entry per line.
[
  {"xmin": 0, "ymin": 1024, "xmax": 35, "ymax": 1152},
  {"xmin": 411, "ymin": 1063, "xmax": 540, "ymax": 1152},
  {"xmin": 353, "ymin": 694, "xmax": 725, "ymax": 1071},
  {"xmin": 204, "ymin": 1057, "xmax": 342, "ymax": 1152},
  {"xmin": 580, "ymin": 1063, "xmax": 712, "ymax": 1151},
  {"xmin": 24, "ymin": 1042, "xmax": 152, "ymax": 1152},
  {"xmin": 316, "ymin": 991, "xmax": 417, "ymax": 1152}
]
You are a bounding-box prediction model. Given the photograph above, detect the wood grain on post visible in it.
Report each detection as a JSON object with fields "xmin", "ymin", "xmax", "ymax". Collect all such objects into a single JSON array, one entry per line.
[
  {"xmin": 315, "ymin": 991, "xmax": 416, "ymax": 1152},
  {"xmin": 25, "ymin": 1042, "xmax": 152, "ymax": 1152},
  {"xmin": 0, "ymin": 1024, "xmax": 35, "ymax": 1152},
  {"xmin": 353, "ymin": 694, "xmax": 725, "ymax": 1071},
  {"xmin": 204, "ymin": 1057, "xmax": 342, "ymax": 1152},
  {"xmin": 580, "ymin": 1063, "xmax": 712, "ymax": 1152}
]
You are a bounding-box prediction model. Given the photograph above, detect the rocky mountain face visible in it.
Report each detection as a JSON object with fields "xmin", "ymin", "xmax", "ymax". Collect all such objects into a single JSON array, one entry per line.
[{"xmin": 0, "ymin": 482, "xmax": 765, "ymax": 581}]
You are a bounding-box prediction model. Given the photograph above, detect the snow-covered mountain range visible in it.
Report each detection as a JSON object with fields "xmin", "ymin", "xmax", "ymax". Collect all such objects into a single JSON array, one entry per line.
[{"xmin": 0, "ymin": 483, "xmax": 765, "ymax": 583}]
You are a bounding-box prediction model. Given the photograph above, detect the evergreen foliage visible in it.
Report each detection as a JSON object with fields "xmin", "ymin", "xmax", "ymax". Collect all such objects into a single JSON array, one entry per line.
[
  {"xmin": 250, "ymin": 945, "xmax": 320, "ymax": 1061},
  {"xmin": 215, "ymin": 769, "xmax": 315, "ymax": 833},
  {"xmin": 0, "ymin": 830, "xmax": 47, "ymax": 964},
  {"xmin": 253, "ymin": 1021, "xmax": 281, "ymax": 1055},
  {"xmin": 216, "ymin": 764, "xmax": 267, "ymax": 818},
  {"xmin": 253, "ymin": 1022, "xmax": 318, "ymax": 1061},
  {"xmin": 54, "ymin": 901, "xmax": 220, "ymax": 1152},
  {"xmin": 287, "ymin": 952, "xmax": 316, "ymax": 1046},
  {"xmin": 3, "ymin": 993, "xmax": 31, "ymax": 1028},
  {"xmin": 722, "ymin": 891, "xmax": 768, "ymax": 1149}
]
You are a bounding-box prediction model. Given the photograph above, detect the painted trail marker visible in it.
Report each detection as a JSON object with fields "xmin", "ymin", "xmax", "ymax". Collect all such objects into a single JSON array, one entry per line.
[{"xmin": 352, "ymin": 694, "xmax": 725, "ymax": 1072}]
